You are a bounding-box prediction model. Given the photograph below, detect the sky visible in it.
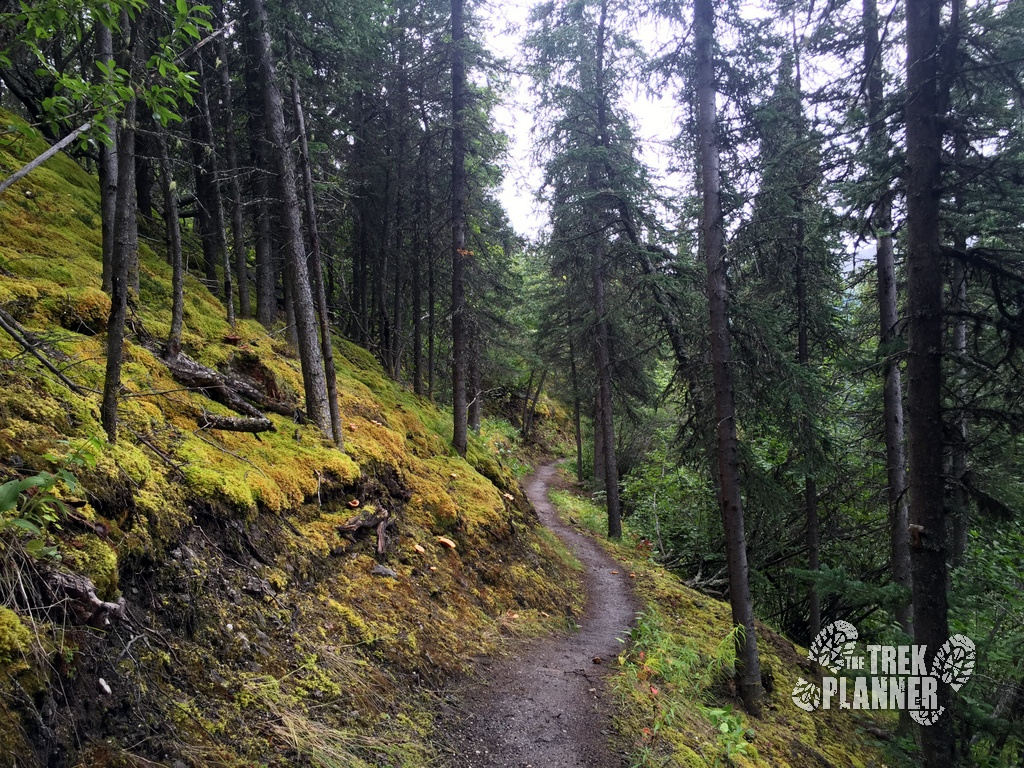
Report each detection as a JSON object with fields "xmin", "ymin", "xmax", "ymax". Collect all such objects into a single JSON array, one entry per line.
[{"xmin": 481, "ymin": 0, "xmax": 685, "ymax": 240}]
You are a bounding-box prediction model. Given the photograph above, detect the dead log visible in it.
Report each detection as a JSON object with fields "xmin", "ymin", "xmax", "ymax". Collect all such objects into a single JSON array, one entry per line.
[
  {"xmin": 46, "ymin": 571, "xmax": 127, "ymax": 628},
  {"xmin": 338, "ymin": 507, "xmax": 395, "ymax": 554},
  {"xmin": 160, "ymin": 352, "xmax": 303, "ymax": 428},
  {"xmin": 163, "ymin": 352, "xmax": 265, "ymax": 418},
  {"xmin": 337, "ymin": 508, "xmax": 389, "ymax": 535},
  {"xmin": 199, "ymin": 411, "xmax": 275, "ymax": 433},
  {"xmin": 224, "ymin": 371, "xmax": 307, "ymax": 422}
]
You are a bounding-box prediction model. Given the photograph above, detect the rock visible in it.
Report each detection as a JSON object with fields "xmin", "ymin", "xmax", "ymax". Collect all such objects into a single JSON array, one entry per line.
[{"xmin": 371, "ymin": 564, "xmax": 398, "ymax": 579}]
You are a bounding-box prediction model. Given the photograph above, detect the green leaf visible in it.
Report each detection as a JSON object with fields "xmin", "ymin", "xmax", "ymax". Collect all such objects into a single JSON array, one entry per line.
[
  {"xmin": 0, "ymin": 481, "xmax": 21, "ymax": 512},
  {"xmin": 9, "ymin": 518, "xmax": 42, "ymax": 537}
]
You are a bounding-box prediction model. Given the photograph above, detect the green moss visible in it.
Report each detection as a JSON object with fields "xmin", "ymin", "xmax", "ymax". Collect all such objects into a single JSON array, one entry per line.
[
  {"xmin": 60, "ymin": 535, "xmax": 119, "ymax": 600},
  {"xmin": 0, "ymin": 607, "xmax": 31, "ymax": 665}
]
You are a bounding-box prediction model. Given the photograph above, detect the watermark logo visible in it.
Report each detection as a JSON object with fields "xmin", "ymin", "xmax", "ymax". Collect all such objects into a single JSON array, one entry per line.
[{"xmin": 791, "ymin": 621, "xmax": 975, "ymax": 725}]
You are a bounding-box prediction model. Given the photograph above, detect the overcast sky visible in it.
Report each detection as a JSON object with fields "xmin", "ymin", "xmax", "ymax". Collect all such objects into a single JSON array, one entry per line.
[{"xmin": 481, "ymin": 0, "xmax": 684, "ymax": 240}]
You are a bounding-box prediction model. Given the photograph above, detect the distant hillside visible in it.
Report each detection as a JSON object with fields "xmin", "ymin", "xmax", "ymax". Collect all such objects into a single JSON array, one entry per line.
[{"xmin": 0, "ymin": 114, "xmax": 580, "ymax": 767}]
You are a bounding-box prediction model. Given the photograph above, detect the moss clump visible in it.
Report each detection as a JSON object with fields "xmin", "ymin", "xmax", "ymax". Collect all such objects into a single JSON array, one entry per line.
[
  {"xmin": 60, "ymin": 535, "xmax": 119, "ymax": 600},
  {"xmin": 0, "ymin": 607, "xmax": 31, "ymax": 665}
]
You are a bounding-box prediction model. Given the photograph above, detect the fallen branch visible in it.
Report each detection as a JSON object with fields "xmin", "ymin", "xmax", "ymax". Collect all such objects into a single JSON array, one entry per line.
[
  {"xmin": 199, "ymin": 411, "xmax": 275, "ymax": 433},
  {"xmin": 46, "ymin": 571, "xmax": 127, "ymax": 628},
  {"xmin": 163, "ymin": 352, "xmax": 265, "ymax": 418},
  {"xmin": 0, "ymin": 121, "xmax": 92, "ymax": 197},
  {"xmin": 0, "ymin": 308, "xmax": 88, "ymax": 394}
]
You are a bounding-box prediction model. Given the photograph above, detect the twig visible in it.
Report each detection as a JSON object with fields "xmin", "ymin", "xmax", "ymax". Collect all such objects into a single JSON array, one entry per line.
[
  {"xmin": 192, "ymin": 431, "xmax": 269, "ymax": 479},
  {"xmin": 129, "ymin": 429, "xmax": 187, "ymax": 478},
  {"xmin": 0, "ymin": 121, "xmax": 92, "ymax": 196},
  {"xmin": 0, "ymin": 308, "xmax": 88, "ymax": 394}
]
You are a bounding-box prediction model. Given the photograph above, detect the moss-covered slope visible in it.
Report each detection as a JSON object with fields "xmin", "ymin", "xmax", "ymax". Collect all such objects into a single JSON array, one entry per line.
[{"xmin": 0, "ymin": 117, "xmax": 579, "ymax": 767}]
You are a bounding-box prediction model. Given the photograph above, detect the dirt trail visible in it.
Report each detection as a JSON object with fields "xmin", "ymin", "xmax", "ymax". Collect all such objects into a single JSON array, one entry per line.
[{"xmin": 445, "ymin": 463, "xmax": 640, "ymax": 768}]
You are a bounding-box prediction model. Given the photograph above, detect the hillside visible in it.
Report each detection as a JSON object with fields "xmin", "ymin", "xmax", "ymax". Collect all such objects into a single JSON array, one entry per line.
[
  {"xmin": 4, "ymin": 117, "xmax": 900, "ymax": 768},
  {"xmin": 0, "ymin": 118, "xmax": 581, "ymax": 767}
]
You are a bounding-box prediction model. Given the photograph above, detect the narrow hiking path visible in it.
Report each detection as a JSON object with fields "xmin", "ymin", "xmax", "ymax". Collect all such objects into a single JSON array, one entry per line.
[{"xmin": 445, "ymin": 463, "xmax": 640, "ymax": 768}]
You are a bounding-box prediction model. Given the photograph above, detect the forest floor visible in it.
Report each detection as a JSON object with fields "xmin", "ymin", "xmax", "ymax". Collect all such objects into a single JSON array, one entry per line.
[{"xmin": 441, "ymin": 462, "xmax": 640, "ymax": 768}]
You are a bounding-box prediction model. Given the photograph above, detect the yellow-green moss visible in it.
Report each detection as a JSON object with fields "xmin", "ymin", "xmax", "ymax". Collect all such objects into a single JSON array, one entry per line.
[
  {"xmin": 60, "ymin": 535, "xmax": 119, "ymax": 600},
  {"xmin": 0, "ymin": 607, "xmax": 31, "ymax": 665}
]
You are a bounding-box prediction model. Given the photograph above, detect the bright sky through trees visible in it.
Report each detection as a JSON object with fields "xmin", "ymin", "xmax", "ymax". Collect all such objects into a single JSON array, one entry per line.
[{"xmin": 484, "ymin": 0, "xmax": 681, "ymax": 238}]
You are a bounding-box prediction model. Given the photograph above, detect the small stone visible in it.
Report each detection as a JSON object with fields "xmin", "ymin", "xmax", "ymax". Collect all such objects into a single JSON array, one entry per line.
[
  {"xmin": 98, "ymin": 678, "xmax": 111, "ymax": 695},
  {"xmin": 371, "ymin": 564, "xmax": 398, "ymax": 579}
]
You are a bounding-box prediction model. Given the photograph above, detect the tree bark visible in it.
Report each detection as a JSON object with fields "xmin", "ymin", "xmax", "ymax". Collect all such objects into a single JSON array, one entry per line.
[
  {"xmin": 412, "ymin": 153, "xmax": 425, "ymax": 396},
  {"xmin": 569, "ymin": 341, "xmax": 584, "ymax": 483},
  {"xmin": 949, "ymin": 135, "xmax": 969, "ymax": 568},
  {"xmin": 245, "ymin": 0, "xmax": 331, "ymax": 437},
  {"xmin": 101, "ymin": 16, "xmax": 140, "ymax": 443},
  {"xmin": 157, "ymin": 128, "xmax": 185, "ymax": 360},
  {"xmin": 694, "ymin": 0, "xmax": 762, "ymax": 716},
  {"xmin": 905, "ymin": 0, "xmax": 952, "ymax": 756},
  {"xmin": 592, "ymin": 243, "xmax": 621, "ymax": 539},
  {"xmin": 243, "ymin": 31, "xmax": 277, "ymax": 330},
  {"xmin": 864, "ymin": 0, "xmax": 913, "ymax": 637},
  {"xmin": 97, "ymin": 12, "xmax": 117, "ymax": 295},
  {"xmin": 450, "ymin": 0, "xmax": 469, "ymax": 456},
  {"xmin": 285, "ymin": 26, "xmax": 343, "ymax": 446},
  {"xmin": 199, "ymin": 52, "xmax": 233, "ymax": 323},
  {"xmin": 215, "ymin": 0, "xmax": 250, "ymax": 319},
  {"xmin": 469, "ymin": 335, "xmax": 482, "ymax": 433}
]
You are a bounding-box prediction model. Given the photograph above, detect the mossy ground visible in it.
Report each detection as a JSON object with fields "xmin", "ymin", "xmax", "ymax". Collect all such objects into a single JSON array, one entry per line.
[
  {"xmin": 0, "ymin": 115, "xmax": 580, "ymax": 767},
  {"xmin": 548, "ymin": 472, "xmax": 909, "ymax": 768}
]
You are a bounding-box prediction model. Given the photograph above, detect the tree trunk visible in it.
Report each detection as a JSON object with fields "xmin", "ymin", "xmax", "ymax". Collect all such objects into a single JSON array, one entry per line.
[
  {"xmin": 428, "ymin": 244, "xmax": 436, "ymax": 401},
  {"xmin": 189, "ymin": 68, "xmax": 222, "ymax": 295},
  {"xmin": 949, "ymin": 136, "xmax": 969, "ymax": 568},
  {"xmin": 570, "ymin": 342, "xmax": 584, "ymax": 483},
  {"xmin": 134, "ymin": 127, "xmax": 155, "ymax": 220},
  {"xmin": 215, "ymin": 0, "xmax": 250, "ymax": 319},
  {"xmin": 244, "ymin": 28, "xmax": 277, "ymax": 329},
  {"xmin": 286, "ymin": 27, "xmax": 343, "ymax": 446},
  {"xmin": 589, "ymin": 0, "xmax": 620, "ymax": 538},
  {"xmin": 521, "ymin": 371, "xmax": 534, "ymax": 434},
  {"xmin": 199, "ymin": 53, "xmax": 233, "ymax": 323},
  {"xmin": 450, "ymin": 0, "xmax": 469, "ymax": 457},
  {"xmin": 412, "ymin": 158, "xmax": 425, "ymax": 396},
  {"xmin": 101, "ymin": 14, "xmax": 140, "ymax": 442},
  {"xmin": 524, "ymin": 369, "xmax": 547, "ymax": 441},
  {"xmin": 864, "ymin": 0, "xmax": 913, "ymax": 637},
  {"xmin": 245, "ymin": 0, "xmax": 331, "ymax": 436},
  {"xmin": 789, "ymin": 28, "xmax": 820, "ymax": 641},
  {"xmin": 157, "ymin": 129, "xmax": 184, "ymax": 360},
  {"xmin": 694, "ymin": 0, "xmax": 762, "ymax": 717},
  {"xmin": 593, "ymin": 243, "xmax": 621, "ymax": 539},
  {"xmin": 97, "ymin": 13, "xmax": 117, "ymax": 295},
  {"xmin": 905, "ymin": 0, "xmax": 952, "ymax": 756}
]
